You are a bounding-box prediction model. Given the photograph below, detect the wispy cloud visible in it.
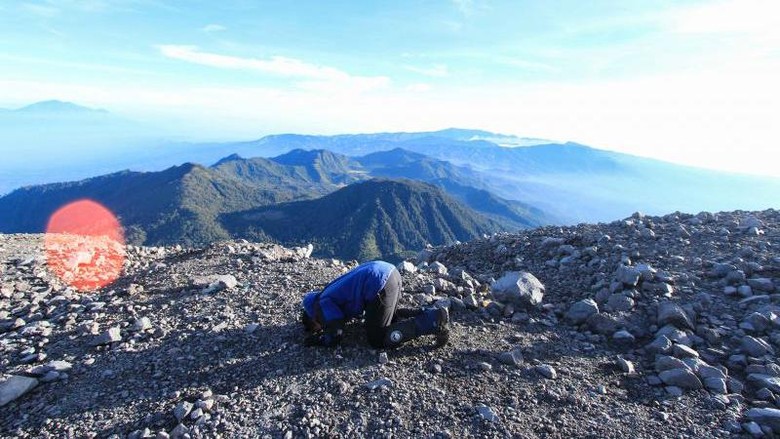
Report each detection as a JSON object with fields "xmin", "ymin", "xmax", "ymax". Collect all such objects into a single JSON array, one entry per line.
[
  {"xmin": 404, "ymin": 64, "xmax": 449, "ymax": 77},
  {"xmin": 201, "ymin": 24, "xmax": 226, "ymax": 33},
  {"xmin": 157, "ymin": 45, "xmax": 390, "ymax": 92}
]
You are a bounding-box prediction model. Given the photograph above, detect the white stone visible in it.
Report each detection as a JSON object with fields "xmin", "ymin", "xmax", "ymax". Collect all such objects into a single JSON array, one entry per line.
[{"xmin": 491, "ymin": 271, "xmax": 545, "ymax": 307}]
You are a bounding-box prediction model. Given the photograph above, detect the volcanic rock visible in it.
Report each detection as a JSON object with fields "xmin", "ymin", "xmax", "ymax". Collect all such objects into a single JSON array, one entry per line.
[
  {"xmin": 658, "ymin": 369, "xmax": 703, "ymax": 390},
  {"xmin": 566, "ymin": 299, "xmax": 599, "ymax": 325}
]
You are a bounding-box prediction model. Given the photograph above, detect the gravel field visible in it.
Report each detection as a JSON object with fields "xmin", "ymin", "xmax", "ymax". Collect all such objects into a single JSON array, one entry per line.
[{"xmin": 1, "ymin": 209, "xmax": 779, "ymax": 438}]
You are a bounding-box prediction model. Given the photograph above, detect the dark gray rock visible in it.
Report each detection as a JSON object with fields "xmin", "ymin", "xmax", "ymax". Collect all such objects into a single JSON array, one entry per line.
[
  {"xmin": 535, "ymin": 364, "xmax": 557, "ymax": 379},
  {"xmin": 612, "ymin": 330, "xmax": 635, "ymax": 346},
  {"xmin": 656, "ymin": 325, "xmax": 692, "ymax": 346},
  {"xmin": 745, "ymin": 312, "xmax": 772, "ymax": 334},
  {"xmin": 587, "ymin": 313, "xmax": 620, "ymax": 335},
  {"xmin": 742, "ymin": 336, "xmax": 775, "ymax": 357},
  {"xmin": 566, "ymin": 299, "xmax": 599, "ymax": 324},
  {"xmin": 646, "ymin": 335, "xmax": 674, "ymax": 355},
  {"xmin": 704, "ymin": 377, "xmax": 728, "ymax": 394},
  {"xmin": 672, "ymin": 344, "xmax": 699, "ymax": 359},
  {"xmin": 498, "ymin": 349, "xmax": 524, "ymax": 366},
  {"xmin": 170, "ymin": 423, "xmax": 189, "ymax": 438},
  {"xmin": 746, "ymin": 408, "xmax": 780, "ymax": 431},
  {"xmin": 756, "ymin": 388, "xmax": 774, "ymax": 401},
  {"xmin": 655, "ymin": 356, "xmax": 689, "ymax": 372},
  {"xmin": 475, "ymin": 404, "xmax": 500, "ymax": 423},
  {"xmin": 464, "ymin": 294, "xmax": 479, "ymax": 310},
  {"xmin": 742, "ymin": 421, "xmax": 762, "ymax": 436},
  {"xmin": 748, "ymin": 374, "xmax": 780, "ymax": 393},
  {"xmin": 365, "ymin": 378, "xmax": 394, "ymax": 391},
  {"xmin": 606, "ymin": 294, "xmax": 634, "ymax": 312},
  {"xmin": 748, "ymin": 278, "xmax": 775, "ymax": 293},
  {"xmin": 657, "ymin": 301, "xmax": 693, "ymax": 329},
  {"xmin": 91, "ymin": 327, "xmax": 122, "ymax": 346},
  {"xmin": 616, "ymin": 265, "xmax": 641, "ymax": 286},
  {"xmin": 698, "ymin": 365, "xmax": 727, "ymax": 381},
  {"xmin": 726, "ymin": 270, "xmax": 746, "ymax": 284},
  {"xmin": 617, "ymin": 358, "xmax": 635, "ymax": 374},
  {"xmin": 658, "ymin": 368, "xmax": 703, "ymax": 390},
  {"xmin": 133, "ymin": 317, "xmax": 153, "ymax": 332},
  {"xmin": 173, "ymin": 401, "xmax": 193, "ymax": 422}
]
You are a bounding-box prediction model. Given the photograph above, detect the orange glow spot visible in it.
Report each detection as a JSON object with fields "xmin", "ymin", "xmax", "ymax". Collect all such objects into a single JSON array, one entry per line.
[{"xmin": 44, "ymin": 199, "xmax": 126, "ymax": 291}]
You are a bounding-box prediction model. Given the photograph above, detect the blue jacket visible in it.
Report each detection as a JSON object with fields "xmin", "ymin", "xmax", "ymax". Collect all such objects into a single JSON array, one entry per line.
[{"xmin": 303, "ymin": 260, "xmax": 396, "ymax": 324}]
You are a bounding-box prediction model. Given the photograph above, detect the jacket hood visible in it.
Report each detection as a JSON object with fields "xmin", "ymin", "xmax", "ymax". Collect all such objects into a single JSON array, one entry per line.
[{"xmin": 302, "ymin": 291, "xmax": 319, "ymax": 318}]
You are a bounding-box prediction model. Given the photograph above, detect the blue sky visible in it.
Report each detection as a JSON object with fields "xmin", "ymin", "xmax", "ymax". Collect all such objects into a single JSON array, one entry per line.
[{"xmin": 1, "ymin": 0, "xmax": 779, "ymax": 176}]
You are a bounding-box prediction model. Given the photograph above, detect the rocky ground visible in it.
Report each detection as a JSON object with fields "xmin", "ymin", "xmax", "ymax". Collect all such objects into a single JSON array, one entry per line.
[{"xmin": 1, "ymin": 209, "xmax": 779, "ymax": 438}]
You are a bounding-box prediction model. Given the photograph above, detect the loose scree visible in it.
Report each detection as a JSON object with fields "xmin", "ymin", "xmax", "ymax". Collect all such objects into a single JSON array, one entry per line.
[{"xmin": 44, "ymin": 199, "xmax": 126, "ymax": 291}]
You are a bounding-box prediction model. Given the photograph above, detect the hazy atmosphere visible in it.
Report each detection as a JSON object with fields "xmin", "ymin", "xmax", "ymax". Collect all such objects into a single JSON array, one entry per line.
[
  {"xmin": 4, "ymin": 2, "xmax": 780, "ymax": 438},
  {"xmin": 2, "ymin": 0, "xmax": 779, "ymax": 176}
]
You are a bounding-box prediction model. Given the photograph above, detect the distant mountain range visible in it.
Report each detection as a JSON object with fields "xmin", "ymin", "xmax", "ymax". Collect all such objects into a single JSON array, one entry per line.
[
  {"xmin": 353, "ymin": 148, "xmax": 551, "ymax": 228},
  {"xmin": 225, "ymin": 132, "xmax": 780, "ymax": 222},
  {"xmin": 5, "ymin": 100, "xmax": 109, "ymax": 115},
  {"xmin": 0, "ymin": 148, "xmax": 538, "ymax": 260},
  {"xmin": 2, "ymin": 100, "xmax": 779, "ymax": 226}
]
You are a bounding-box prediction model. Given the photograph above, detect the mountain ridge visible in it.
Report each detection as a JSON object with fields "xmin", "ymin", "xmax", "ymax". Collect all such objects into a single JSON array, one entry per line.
[
  {"xmin": 0, "ymin": 149, "xmax": 535, "ymax": 260},
  {"xmin": 223, "ymin": 178, "xmax": 506, "ymax": 261},
  {"xmin": 13, "ymin": 100, "xmax": 108, "ymax": 114}
]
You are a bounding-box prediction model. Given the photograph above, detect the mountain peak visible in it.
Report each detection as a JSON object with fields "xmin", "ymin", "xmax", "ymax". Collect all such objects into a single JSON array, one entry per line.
[
  {"xmin": 15, "ymin": 100, "xmax": 107, "ymax": 114},
  {"xmin": 213, "ymin": 153, "xmax": 244, "ymax": 166},
  {"xmin": 272, "ymin": 148, "xmax": 339, "ymax": 163}
]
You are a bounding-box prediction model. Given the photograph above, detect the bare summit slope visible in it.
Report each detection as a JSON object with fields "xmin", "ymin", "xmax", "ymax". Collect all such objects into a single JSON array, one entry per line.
[{"xmin": 1, "ymin": 208, "xmax": 779, "ymax": 438}]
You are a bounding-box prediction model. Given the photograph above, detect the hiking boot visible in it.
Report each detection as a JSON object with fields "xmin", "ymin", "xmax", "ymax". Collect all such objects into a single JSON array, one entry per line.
[{"xmin": 434, "ymin": 307, "xmax": 450, "ymax": 348}]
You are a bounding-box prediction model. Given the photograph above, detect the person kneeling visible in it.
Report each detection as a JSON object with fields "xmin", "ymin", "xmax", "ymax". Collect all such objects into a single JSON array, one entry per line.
[{"xmin": 300, "ymin": 260, "xmax": 449, "ymax": 348}]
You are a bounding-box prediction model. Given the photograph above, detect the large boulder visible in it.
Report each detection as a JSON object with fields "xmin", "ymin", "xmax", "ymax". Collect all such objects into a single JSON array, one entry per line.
[{"xmin": 491, "ymin": 271, "xmax": 544, "ymax": 307}]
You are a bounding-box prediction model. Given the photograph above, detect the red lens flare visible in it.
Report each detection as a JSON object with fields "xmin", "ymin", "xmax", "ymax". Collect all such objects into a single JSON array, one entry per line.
[{"xmin": 44, "ymin": 199, "xmax": 126, "ymax": 291}]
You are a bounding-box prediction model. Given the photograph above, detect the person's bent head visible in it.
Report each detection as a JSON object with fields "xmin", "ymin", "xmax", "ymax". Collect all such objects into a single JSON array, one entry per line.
[{"xmin": 301, "ymin": 291, "xmax": 322, "ymax": 332}]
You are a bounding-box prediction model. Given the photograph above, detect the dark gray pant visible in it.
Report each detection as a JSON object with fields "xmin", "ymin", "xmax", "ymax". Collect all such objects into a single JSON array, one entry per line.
[{"xmin": 364, "ymin": 269, "xmax": 421, "ymax": 348}]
